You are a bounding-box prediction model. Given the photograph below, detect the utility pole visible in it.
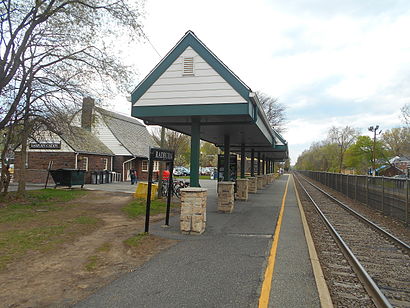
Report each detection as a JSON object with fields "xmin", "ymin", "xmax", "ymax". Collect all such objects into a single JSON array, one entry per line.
[{"xmin": 368, "ymin": 125, "xmax": 381, "ymax": 176}]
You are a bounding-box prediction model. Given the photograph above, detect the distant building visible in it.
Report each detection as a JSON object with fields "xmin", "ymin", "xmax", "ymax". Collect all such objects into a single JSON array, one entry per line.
[
  {"xmin": 378, "ymin": 165, "xmax": 405, "ymax": 177},
  {"xmin": 390, "ymin": 156, "xmax": 410, "ymax": 175}
]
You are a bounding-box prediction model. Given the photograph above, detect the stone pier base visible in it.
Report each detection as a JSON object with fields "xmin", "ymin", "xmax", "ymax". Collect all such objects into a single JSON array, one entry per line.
[
  {"xmin": 263, "ymin": 175, "xmax": 268, "ymax": 186},
  {"xmin": 217, "ymin": 181, "xmax": 235, "ymax": 213},
  {"xmin": 235, "ymin": 178, "xmax": 249, "ymax": 201},
  {"xmin": 248, "ymin": 177, "xmax": 257, "ymax": 193},
  {"xmin": 180, "ymin": 188, "xmax": 207, "ymax": 235},
  {"xmin": 257, "ymin": 175, "xmax": 264, "ymax": 189}
]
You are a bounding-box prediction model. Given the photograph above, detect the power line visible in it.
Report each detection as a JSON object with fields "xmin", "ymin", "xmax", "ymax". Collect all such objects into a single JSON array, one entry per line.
[{"xmin": 139, "ymin": 27, "xmax": 162, "ymax": 59}]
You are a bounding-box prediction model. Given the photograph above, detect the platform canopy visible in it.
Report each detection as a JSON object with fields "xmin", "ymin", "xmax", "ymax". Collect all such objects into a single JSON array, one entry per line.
[
  {"xmin": 131, "ymin": 31, "xmax": 288, "ymax": 186},
  {"xmin": 131, "ymin": 30, "xmax": 287, "ymax": 158}
]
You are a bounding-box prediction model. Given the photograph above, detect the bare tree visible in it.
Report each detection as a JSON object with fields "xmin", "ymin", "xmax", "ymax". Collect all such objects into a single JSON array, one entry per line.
[
  {"xmin": 401, "ymin": 104, "xmax": 410, "ymax": 126},
  {"xmin": 256, "ymin": 91, "xmax": 287, "ymax": 133},
  {"xmin": 151, "ymin": 128, "xmax": 190, "ymax": 166},
  {"xmin": 0, "ymin": 0, "xmax": 144, "ymax": 130},
  {"xmin": 0, "ymin": 0, "xmax": 145, "ymax": 194},
  {"xmin": 327, "ymin": 126, "xmax": 360, "ymax": 173},
  {"xmin": 382, "ymin": 127, "xmax": 410, "ymax": 157}
]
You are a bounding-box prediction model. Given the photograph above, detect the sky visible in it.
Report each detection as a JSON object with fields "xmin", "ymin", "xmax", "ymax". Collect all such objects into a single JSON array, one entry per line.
[{"xmin": 111, "ymin": 0, "xmax": 410, "ymax": 164}]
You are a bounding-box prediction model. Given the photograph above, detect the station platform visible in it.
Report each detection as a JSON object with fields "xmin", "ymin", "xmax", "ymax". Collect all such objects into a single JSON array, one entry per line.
[{"xmin": 76, "ymin": 174, "xmax": 326, "ymax": 308}]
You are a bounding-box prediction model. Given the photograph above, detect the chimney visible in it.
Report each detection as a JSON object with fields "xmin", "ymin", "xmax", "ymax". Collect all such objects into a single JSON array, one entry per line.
[{"xmin": 81, "ymin": 97, "xmax": 95, "ymax": 131}]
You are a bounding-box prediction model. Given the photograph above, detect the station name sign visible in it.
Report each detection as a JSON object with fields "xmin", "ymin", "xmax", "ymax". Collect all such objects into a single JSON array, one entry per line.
[
  {"xmin": 29, "ymin": 142, "xmax": 61, "ymax": 150},
  {"xmin": 150, "ymin": 147, "xmax": 174, "ymax": 161}
]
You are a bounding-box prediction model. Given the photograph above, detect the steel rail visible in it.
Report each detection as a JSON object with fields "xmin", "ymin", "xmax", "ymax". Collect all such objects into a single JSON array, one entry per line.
[
  {"xmin": 294, "ymin": 175, "xmax": 393, "ymax": 308},
  {"xmin": 298, "ymin": 173, "xmax": 410, "ymax": 252}
]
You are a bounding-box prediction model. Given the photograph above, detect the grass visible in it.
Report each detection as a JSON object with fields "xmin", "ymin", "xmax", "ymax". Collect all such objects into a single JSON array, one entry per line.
[
  {"xmin": 0, "ymin": 189, "xmax": 87, "ymax": 224},
  {"xmin": 0, "ymin": 189, "xmax": 99, "ymax": 271},
  {"xmin": 84, "ymin": 255, "xmax": 101, "ymax": 271},
  {"xmin": 96, "ymin": 242, "xmax": 112, "ymax": 253},
  {"xmin": 84, "ymin": 242, "xmax": 112, "ymax": 272},
  {"xmin": 73, "ymin": 216, "xmax": 99, "ymax": 225},
  {"xmin": 122, "ymin": 198, "xmax": 175, "ymax": 219},
  {"xmin": 0, "ymin": 225, "xmax": 66, "ymax": 271},
  {"xmin": 123, "ymin": 232, "xmax": 148, "ymax": 247}
]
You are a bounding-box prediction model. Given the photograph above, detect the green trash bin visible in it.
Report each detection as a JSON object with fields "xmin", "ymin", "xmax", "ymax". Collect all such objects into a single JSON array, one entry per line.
[{"xmin": 49, "ymin": 169, "xmax": 85, "ymax": 188}]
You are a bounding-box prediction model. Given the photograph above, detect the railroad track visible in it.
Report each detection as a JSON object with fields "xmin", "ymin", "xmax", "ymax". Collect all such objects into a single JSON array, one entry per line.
[{"xmin": 294, "ymin": 173, "xmax": 410, "ymax": 308}]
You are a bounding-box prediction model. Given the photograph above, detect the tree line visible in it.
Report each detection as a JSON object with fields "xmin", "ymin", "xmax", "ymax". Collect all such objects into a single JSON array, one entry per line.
[{"xmin": 294, "ymin": 104, "xmax": 410, "ymax": 174}]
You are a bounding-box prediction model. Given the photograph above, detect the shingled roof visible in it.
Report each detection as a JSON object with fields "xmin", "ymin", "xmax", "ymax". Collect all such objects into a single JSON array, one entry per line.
[
  {"xmin": 96, "ymin": 107, "xmax": 157, "ymax": 158},
  {"xmin": 61, "ymin": 126, "xmax": 113, "ymax": 155}
]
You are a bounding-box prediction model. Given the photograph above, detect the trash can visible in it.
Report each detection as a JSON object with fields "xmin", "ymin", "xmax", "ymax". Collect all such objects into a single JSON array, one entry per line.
[{"xmin": 49, "ymin": 169, "xmax": 85, "ymax": 188}]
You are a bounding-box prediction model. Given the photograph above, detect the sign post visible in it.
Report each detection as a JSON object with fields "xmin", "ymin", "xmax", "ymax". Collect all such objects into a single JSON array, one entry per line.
[{"xmin": 144, "ymin": 147, "xmax": 175, "ymax": 233}]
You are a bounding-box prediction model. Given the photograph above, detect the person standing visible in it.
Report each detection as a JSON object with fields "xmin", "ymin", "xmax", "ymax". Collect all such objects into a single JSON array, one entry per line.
[
  {"xmin": 130, "ymin": 169, "xmax": 137, "ymax": 185},
  {"xmin": 162, "ymin": 168, "xmax": 170, "ymax": 182}
]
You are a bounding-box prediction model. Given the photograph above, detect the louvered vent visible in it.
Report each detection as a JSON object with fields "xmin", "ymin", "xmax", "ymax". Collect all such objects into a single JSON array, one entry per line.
[{"xmin": 183, "ymin": 57, "xmax": 194, "ymax": 75}]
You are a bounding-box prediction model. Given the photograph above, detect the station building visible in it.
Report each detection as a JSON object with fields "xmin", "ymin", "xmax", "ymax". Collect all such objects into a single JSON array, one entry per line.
[{"xmin": 14, "ymin": 98, "xmax": 157, "ymax": 184}]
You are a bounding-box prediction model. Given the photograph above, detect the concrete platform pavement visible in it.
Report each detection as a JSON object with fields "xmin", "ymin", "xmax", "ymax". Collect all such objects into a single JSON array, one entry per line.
[
  {"xmin": 268, "ymin": 175, "xmax": 321, "ymax": 307},
  {"xmin": 75, "ymin": 174, "xmax": 323, "ymax": 308}
]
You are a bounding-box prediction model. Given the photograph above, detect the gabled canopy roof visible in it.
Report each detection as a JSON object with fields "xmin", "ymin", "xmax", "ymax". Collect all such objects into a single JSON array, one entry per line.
[{"xmin": 131, "ymin": 30, "xmax": 288, "ymax": 161}]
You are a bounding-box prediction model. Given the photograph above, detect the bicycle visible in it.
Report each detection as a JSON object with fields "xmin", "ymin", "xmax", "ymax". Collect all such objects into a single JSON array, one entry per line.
[{"xmin": 161, "ymin": 179, "xmax": 189, "ymax": 198}]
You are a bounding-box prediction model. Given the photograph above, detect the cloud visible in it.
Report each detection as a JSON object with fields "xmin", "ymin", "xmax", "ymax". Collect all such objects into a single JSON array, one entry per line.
[{"xmin": 107, "ymin": 0, "xmax": 410, "ymax": 164}]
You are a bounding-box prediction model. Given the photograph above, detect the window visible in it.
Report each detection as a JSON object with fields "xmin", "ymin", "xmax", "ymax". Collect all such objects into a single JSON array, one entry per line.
[
  {"xmin": 102, "ymin": 158, "xmax": 108, "ymax": 170},
  {"xmin": 182, "ymin": 57, "xmax": 194, "ymax": 75},
  {"xmin": 142, "ymin": 160, "xmax": 148, "ymax": 171},
  {"xmin": 78, "ymin": 157, "xmax": 88, "ymax": 171},
  {"xmin": 141, "ymin": 160, "xmax": 159, "ymax": 171}
]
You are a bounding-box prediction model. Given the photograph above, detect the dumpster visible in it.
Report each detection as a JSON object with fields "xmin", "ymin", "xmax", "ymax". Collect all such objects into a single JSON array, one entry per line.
[
  {"xmin": 134, "ymin": 182, "xmax": 158, "ymax": 199},
  {"xmin": 49, "ymin": 169, "xmax": 85, "ymax": 188}
]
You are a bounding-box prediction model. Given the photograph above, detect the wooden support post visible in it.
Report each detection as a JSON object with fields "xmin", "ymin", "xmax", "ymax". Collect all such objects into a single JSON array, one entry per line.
[
  {"xmin": 223, "ymin": 135, "xmax": 230, "ymax": 181},
  {"xmin": 250, "ymin": 148, "xmax": 255, "ymax": 177},
  {"xmin": 257, "ymin": 152, "xmax": 261, "ymax": 175},
  {"xmin": 190, "ymin": 116, "xmax": 200, "ymax": 187},
  {"xmin": 240, "ymin": 144, "xmax": 245, "ymax": 179},
  {"xmin": 262, "ymin": 154, "xmax": 265, "ymax": 175}
]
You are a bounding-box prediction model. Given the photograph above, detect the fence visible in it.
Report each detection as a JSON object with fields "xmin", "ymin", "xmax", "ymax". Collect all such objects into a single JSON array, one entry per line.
[{"xmin": 298, "ymin": 171, "xmax": 409, "ymax": 225}]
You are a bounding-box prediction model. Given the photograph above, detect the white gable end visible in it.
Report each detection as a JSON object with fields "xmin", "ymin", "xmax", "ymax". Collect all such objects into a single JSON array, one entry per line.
[
  {"xmin": 135, "ymin": 47, "xmax": 247, "ymax": 106},
  {"xmin": 93, "ymin": 113, "xmax": 132, "ymax": 156}
]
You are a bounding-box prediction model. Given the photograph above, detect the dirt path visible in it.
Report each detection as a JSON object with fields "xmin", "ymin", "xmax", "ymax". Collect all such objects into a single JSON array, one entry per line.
[{"xmin": 0, "ymin": 191, "xmax": 177, "ymax": 307}]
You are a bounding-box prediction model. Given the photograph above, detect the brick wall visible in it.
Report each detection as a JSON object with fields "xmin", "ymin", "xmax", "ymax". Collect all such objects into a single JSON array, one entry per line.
[
  {"xmin": 14, "ymin": 151, "xmax": 113, "ymax": 184},
  {"xmin": 14, "ymin": 152, "xmax": 76, "ymax": 184},
  {"xmin": 15, "ymin": 151, "xmax": 76, "ymax": 170}
]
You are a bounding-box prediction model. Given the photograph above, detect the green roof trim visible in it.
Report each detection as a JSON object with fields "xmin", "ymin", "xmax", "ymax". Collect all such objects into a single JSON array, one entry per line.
[
  {"xmin": 131, "ymin": 31, "xmax": 252, "ymax": 104},
  {"xmin": 132, "ymin": 103, "xmax": 250, "ymax": 118}
]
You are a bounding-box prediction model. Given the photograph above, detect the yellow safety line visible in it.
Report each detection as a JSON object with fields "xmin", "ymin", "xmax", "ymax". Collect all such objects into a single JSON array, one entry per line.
[{"xmin": 258, "ymin": 175, "xmax": 290, "ymax": 308}]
